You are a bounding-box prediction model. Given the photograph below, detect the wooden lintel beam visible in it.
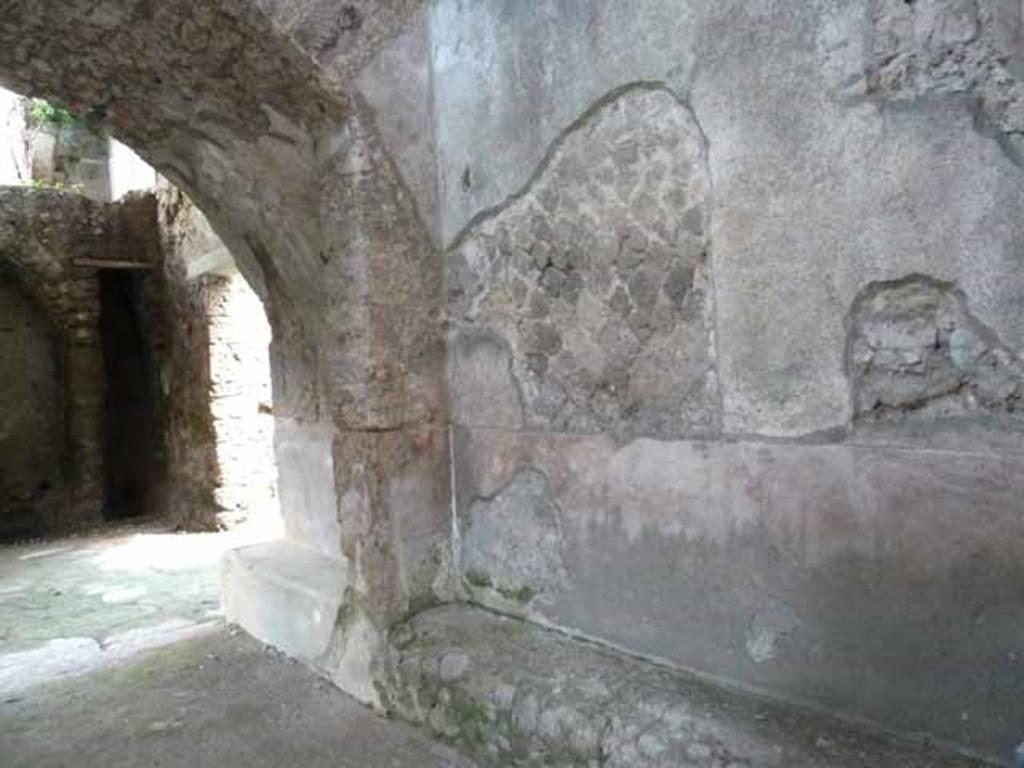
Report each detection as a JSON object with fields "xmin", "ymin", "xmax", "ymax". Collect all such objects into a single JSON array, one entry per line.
[{"xmin": 73, "ymin": 258, "xmax": 155, "ymax": 270}]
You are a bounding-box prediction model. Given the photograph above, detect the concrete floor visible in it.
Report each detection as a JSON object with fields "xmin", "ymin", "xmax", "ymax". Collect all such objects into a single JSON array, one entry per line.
[{"xmin": 0, "ymin": 626, "xmax": 479, "ymax": 768}]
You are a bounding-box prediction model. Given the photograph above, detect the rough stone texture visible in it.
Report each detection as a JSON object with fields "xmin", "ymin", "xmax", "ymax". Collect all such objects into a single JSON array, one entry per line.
[
  {"xmin": 379, "ymin": 605, "xmax": 985, "ymax": 768},
  {"xmin": 449, "ymin": 87, "xmax": 717, "ymax": 439},
  {"xmin": 428, "ymin": 1, "xmax": 702, "ymax": 246},
  {"xmin": 204, "ymin": 272, "xmax": 279, "ymax": 526},
  {"xmin": 0, "ymin": 280, "xmax": 64, "ymax": 539},
  {"xmin": 702, "ymin": 6, "xmax": 1024, "ymax": 438},
  {"xmin": 0, "ymin": 188, "xmax": 144, "ymax": 536},
  {"xmin": 253, "ymin": 0, "xmax": 425, "ymax": 85},
  {"xmin": 0, "ymin": 186, "xmax": 223, "ymax": 534},
  {"xmin": 849, "ymin": 274, "xmax": 1024, "ymax": 422},
  {"xmin": 6, "ymin": 3, "xmax": 1024, "ymax": 763},
  {"xmin": 432, "ymin": 0, "xmax": 1024, "ymax": 438},
  {"xmin": 149, "ymin": 188, "xmax": 221, "ymax": 531},
  {"xmin": 30, "ymin": 122, "xmax": 111, "ymax": 201},
  {"xmin": 453, "ymin": 427, "xmax": 1024, "ymax": 762},
  {"xmin": 432, "ymin": 5, "xmax": 1024, "ymax": 759},
  {"xmin": 867, "ymin": 0, "xmax": 1024, "ymax": 165},
  {"xmin": 0, "ymin": 3, "xmax": 453, "ymax": 701}
]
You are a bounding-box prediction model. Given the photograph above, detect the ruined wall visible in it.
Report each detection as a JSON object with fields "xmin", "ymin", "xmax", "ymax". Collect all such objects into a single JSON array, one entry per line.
[
  {"xmin": 204, "ymin": 271, "xmax": 279, "ymax": 526},
  {"xmin": 418, "ymin": 1, "xmax": 1024, "ymax": 760},
  {"xmin": 0, "ymin": 2, "xmax": 457, "ymax": 700},
  {"xmin": 0, "ymin": 188, "xmax": 178, "ymax": 536},
  {"xmin": 4, "ymin": 0, "xmax": 1023, "ymax": 759},
  {"xmin": 0, "ymin": 280, "xmax": 65, "ymax": 538},
  {"xmin": 31, "ymin": 122, "xmax": 111, "ymax": 201},
  {"xmin": 0, "ymin": 190, "xmax": 107, "ymax": 536},
  {"xmin": 143, "ymin": 188, "xmax": 222, "ymax": 531}
]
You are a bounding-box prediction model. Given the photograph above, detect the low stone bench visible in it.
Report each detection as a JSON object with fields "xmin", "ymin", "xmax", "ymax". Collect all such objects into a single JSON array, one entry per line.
[{"xmin": 378, "ymin": 605, "xmax": 986, "ymax": 768}]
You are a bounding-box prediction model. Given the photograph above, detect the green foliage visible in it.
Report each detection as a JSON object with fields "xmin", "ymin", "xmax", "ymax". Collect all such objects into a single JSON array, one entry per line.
[
  {"xmin": 25, "ymin": 98, "xmax": 78, "ymax": 128},
  {"xmin": 29, "ymin": 178, "xmax": 84, "ymax": 194}
]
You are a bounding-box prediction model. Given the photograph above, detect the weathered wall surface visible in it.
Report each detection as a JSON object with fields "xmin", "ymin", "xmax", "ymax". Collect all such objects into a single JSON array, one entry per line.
[
  {"xmin": 31, "ymin": 123, "xmax": 111, "ymax": 201},
  {"xmin": 0, "ymin": 189, "xmax": 123, "ymax": 536},
  {"xmin": 3, "ymin": 0, "xmax": 1021, "ymax": 759},
  {"xmin": 427, "ymin": 0, "xmax": 1024, "ymax": 759},
  {"xmin": 0, "ymin": 279, "xmax": 65, "ymax": 538},
  {"xmin": 204, "ymin": 271, "xmax": 279, "ymax": 526},
  {"xmin": 148, "ymin": 188, "xmax": 223, "ymax": 531},
  {"xmin": 0, "ymin": 0, "xmax": 455, "ymax": 695},
  {"xmin": 0, "ymin": 187, "xmax": 194, "ymax": 536}
]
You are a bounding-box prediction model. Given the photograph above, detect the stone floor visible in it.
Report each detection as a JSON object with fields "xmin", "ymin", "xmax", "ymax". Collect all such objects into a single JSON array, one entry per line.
[
  {"xmin": 0, "ymin": 518, "xmax": 278, "ymax": 694},
  {"xmin": 0, "ymin": 626, "xmax": 479, "ymax": 768}
]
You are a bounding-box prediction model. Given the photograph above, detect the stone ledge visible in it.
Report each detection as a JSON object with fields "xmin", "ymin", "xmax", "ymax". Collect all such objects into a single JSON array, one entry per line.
[
  {"xmin": 220, "ymin": 540, "xmax": 347, "ymax": 667},
  {"xmin": 379, "ymin": 606, "xmax": 989, "ymax": 768}
]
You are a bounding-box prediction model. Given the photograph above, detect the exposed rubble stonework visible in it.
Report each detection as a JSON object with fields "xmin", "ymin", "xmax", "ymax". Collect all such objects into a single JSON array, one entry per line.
[
  {"xmin": 0, "ymin": 188, "xmax": 161, "ymax": 537},
  {"xmin": 148, "ymin": 188, "xmax": 222, "ymax": 531},
  {"xmin": 0, "ymin": 280, "xmax": 64, "ymax": 539},
  {"xmin": 433, "ymin": 2, "xmax": 1024, "ymax": 761},
  {"xmin": 849, "ymin": 274, "xmax": 1024, "ymax": 421},
  {"xmin": 0, "ymin": 186, "xmax": 235, "ymax": 536},
  {"xmin": 204, "ymin": 272, "xmax": 279, "ymax": 526},
  {"xmin": 866, "ymin": 0, "xmax": 1024, "ymax": 165},
  {"xmin": 449, "ymin": 86, "xmax": 717, "ymax": 439},
  {"xmin": 378, "ymin": 606, "xmax": 982, "ymax": 768},
  {"xmin": 0, "ymin": 0, "xmax": 451, "ymax": 702}
]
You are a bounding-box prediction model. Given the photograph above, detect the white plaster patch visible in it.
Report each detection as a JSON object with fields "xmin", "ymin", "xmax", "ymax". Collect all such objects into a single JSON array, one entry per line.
[{"xmin": 746, "ymin": 600, "xmax": 802, "ymax": 664}]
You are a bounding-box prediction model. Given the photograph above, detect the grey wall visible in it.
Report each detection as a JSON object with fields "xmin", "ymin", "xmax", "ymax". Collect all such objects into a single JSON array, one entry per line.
[
  {"xmin": 3, "ymin": 0, "xmax": 1021, "ymax": 758},
  {"xmin": 409, "ymin": 0, "xmax": 1024, "ymax": 760}
]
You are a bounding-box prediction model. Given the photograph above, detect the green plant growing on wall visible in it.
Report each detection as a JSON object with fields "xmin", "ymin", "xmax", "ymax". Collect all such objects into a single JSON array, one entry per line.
[
  {"xmin": 28, "ymin": 178, "xmax": 84, "ymax": 194},
  {"xmin": 25, "ymin": 98, "xmax": 79, "ymax": 128}
]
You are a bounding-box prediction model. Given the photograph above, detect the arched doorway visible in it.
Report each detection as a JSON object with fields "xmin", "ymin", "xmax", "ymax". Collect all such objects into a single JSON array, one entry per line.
[{"xmin": 0, "ymin": 0, "xmax": 450, "ymax": 710}]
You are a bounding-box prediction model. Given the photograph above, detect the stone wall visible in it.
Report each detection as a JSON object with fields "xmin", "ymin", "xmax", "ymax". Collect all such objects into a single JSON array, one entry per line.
[
  {"xmin": 0, "ymin": 187, "xmax": 210, "ymax": 536},
  {"xmin": 420, "ymin": 1, "xmax": 1024, "ymax": 760},
  {"xmin": 0, "ymin": 189, "xmax": 111, "ymax": 536},
  {"xmin": 2, "ymin": 0, "xmax": 1022, "ymax": 760},
  {"xmin": 145, "ymin": 187, "xmax": 222, "ymax": 531},
  {"xmin": 204, "ymin": 271, "xmax": 279, "ymax": 526},
  {"xmin": 31, "ymin": 122, "xmax": 111, "ymax": 201},
  {"xmin": 0, "ymin": 279, "xmax": 65, "ymax": 538}
]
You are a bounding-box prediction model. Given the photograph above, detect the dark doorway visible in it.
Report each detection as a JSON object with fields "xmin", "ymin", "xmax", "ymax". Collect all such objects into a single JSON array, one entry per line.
[{"xmin": 99, "ymin": 270, "xmax": 160, "ymax": 520}]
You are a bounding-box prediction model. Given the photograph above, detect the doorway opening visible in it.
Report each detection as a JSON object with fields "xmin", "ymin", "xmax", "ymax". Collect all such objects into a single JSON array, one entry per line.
[
  {"xmin": 99, "ymin": 269, "xmax": 161, "ymax": 522},
  {"xmin": 0, "ymin": 88, "xmax": 282, "ymax": 695},
  {"xmin": 203, "ymin": 270, "xmax": 280, "ymax": 532}
]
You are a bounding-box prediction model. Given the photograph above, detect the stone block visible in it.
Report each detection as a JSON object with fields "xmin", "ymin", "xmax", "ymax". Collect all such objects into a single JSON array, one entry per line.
[{"xmin": 220, "ymin": 539, "xmax": 347, "ymax": 670}]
